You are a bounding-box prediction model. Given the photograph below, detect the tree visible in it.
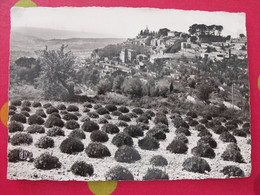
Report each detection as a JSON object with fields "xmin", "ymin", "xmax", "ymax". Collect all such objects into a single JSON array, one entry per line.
[
  {"xmin": 122, "ymin": 78, "xmax": 143, "ymax": 98},
  {"xmin": 239, "ymin": 34, "xmax": 245, "ymax": 38},
  {"xmin": 169, "ymin": 82, "xmax": 174, "ymax": 92},
  {"xmin": 190, "ymin": 36, "xmax": 198, "ymax": 43},
  {"xmin": 97, "ymin": 79, "xmax": 112, "ymax": 95},
  {"xmin": 215, "ymin": 25, "xmax": 223, "ymax": 36},
  {"xmin": 196, "ymin": 83, "xmax": 213, "ymax": 102},
  {"xmin": 37, "ymin": 45, "xmax": 77, "ymax": 100},
  {"xmin": 113, "ymin": 75, "xmax": 125, "ymax": 92}
]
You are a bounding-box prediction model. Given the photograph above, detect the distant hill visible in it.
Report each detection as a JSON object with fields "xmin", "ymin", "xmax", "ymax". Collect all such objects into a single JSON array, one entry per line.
[{"xmin": 11, "ymin": 27, "xmax": 120, "ymax": 40}]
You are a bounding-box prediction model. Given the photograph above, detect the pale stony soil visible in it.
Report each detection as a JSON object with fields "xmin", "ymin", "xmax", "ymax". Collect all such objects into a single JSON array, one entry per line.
[{"xmin": 7, "ymin": 100, "xmax": 251, "ymax": 181}]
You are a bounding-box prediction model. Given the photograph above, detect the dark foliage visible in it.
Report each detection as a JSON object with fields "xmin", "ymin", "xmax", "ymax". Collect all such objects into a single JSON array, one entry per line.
[
  {"xmin": 118, "ymin": 115, "xmax": 131, "ymax": 122},
  {"xmin": 81, "ymin": 120, "xmax": 99, "ymax": 132},
  {"xmin": 56, "ymin": 104, "xmax": 66, "ymax": 110},
  {"xmin": 98, "ymin": 118, "xmax": 109, "ymax": 124},
  {"xmin": 221, "ymin": 147, "xmax": 244, "ymax": 163},
  {"xmin": 60, "ymin": 138, "xmax": 84, "ymax": 154},
  {"xmin": 175, "ymin": 133, "xmax": 188, "ymax": 143},
  {"xmin": 112, "ymin": 110, "xmax": 122, "ymax": 116},
  {"xmin": 96, "ymin": 107, "xmax": 110, "ymax": 115},
  {"xmin": 198, "ymin": 129, "xmax": 212, "ymax": 137},
  {"xmin": 146, "ymin": 129, "xmax": 166, "ymax": 140},
  {"xmin": 90, "ymin": 130, "xmax": 109, "ymax": 142},
  {"xmin": 87, "ymin": 112, "xmax": 99, "ymax": 118},
  {"xmin": 114, "ymin": 145, "xmax": 141, "ymax": 163},
  {"xmin": 112, "ymin": 132, "xmax": 134, "ymax": 147},
  {"xmin": 136, "ymin": 115, "xmax": 149, "ymax": 124},
  {"xmin": 192, "ymin": 144, "xmax": 216, "ymax": 158},
  {"xmin": 47, "ymin": 126, "xmax": 65, "ymax": 137},
  {"xmin": 46, "ymin": 106, "xmax": 59, "ymax": 114},
  {"xmin": 124, "ymin": 125, "xmax": 144, "ymax": 137},
  {"xmin": 187, "ymin": 111, "xmax": 198, "ymax": 118},
  {"xmin": 10, "ymin": 133, "xmax": 33, "ymax": 146},
  {"xmin": 212, "ymin": 125, "xmax": 227, "ymax": 134},
  {"xmin": 45, "ymin": 115, "xmax": 64, "ymax": 128},
  {"xmin": 11, "ymin": 100, "xmax": 21, "ymax": 106},
  {"xmin": 63, "ymin": 113, "xmax": 78, "ymax": 121},
  {"xmin": 102, "ymin": 123, "xmax": 120, "ymax": 134},
  {"xmin": 105, "ymin": 166, "xmax": 134, "ymax": 181},
  {"xmin": 232, "ymin": 130, "xmax": 247, "ymax": 137},
  {"xmin": 83, "ymin": 103, "xmax": 92, "ymax": 108},
  {"xmin": 116, "ymin": 121, "xmax": 129, "ymax": 127},
  {"xmin": 154, "ymin": 115, "xmax": 168, "ymax": 126},
  {"xmin": 28, "ymin": 114, "xmax": 45, "ymax": 125},
  {"xmin": 34, "ymin": 152, "xmax": 61, "ymax": 170},
  {"xmin": 85, "ymin": 142, "xmax": 111, "ymax": 158},
  {"xmin": 175, "ymin": 127, "xmax": 191, "ymax": 136},
  {"xmin": 93, "ymin": 104, "xmax": 102, "ymax": 110},
  {"xmin": 166, "ymin": 140, "xmax": 188, "ymax": 154},
  {"xmin": 11, "ymin": 113, "xmax": 26, "ymax": 123},
  {"xmin": 65, "ymin": 120, "xmax": 80, "ymax": 129},
  {"xmin": 221, "ymin": 166, "xmax": 245, "ymax": 177},
  {"xmin": 26, "ymin": 124, "xmax": 45, "ymax": 134},
  {"xmin": 150, "ymin": 155, "xmax": 168, "ymax": 167},
  {"xmin": 219, "ymin": 132, "xmax": 237, "ymax": 143},
  {"xmin": 35, "ymin": 136, "xmax": 54, "ymax": 149},
  {"xmin": 71, "ymin": 161, "xmax": 94, "ymax": 177},
  {"xmin": 21, "ymin": 106, "xmax": 31, "ymax": 112},
  {"xmin": 21, "ymin": 100, "xmax": 31, "ymax": 107},
  {"xmin": 69, "ymin": 129, "xmax": 86, "ymax": 140},
  {"xmin": 43, "ymin": 103, "xmax": 52, "ymax": 109},
  {"xmin": 8, "ymin": 148, "xmax": 33, "ymax": 163},
  {"xmin": 195, "ymin": 124, "xmax": 206, "ymax": 131},
  {"xmin": 67, "ymin": 105, "xmax": 79, "ymax": 112},
  {"xmin": 143, "ymin": 168, "xmax": 169, "ymax": 180},
  {"xmin": 105, "ymin": 104, "xmax": 117, "ymax": 112},
  {"xmin": 36, "ymin": 109, "xmax": 47, "ymax": 118},
  {"xmin": 9, "ymin": 121, "xmax": 24, "ymax": 133},
  {"xmin": 182, "ymin": 156, "xmax": 211, "ymax": 173},
  {"xmin": 118, "ymin": 106, "xmax": 129, "ymax": 113},
  {"xmin": 152, "ymin": 123, "xmax": 169, "ymax": 133},
  {"xmin": 197, "ymin": 136, "xmax": 217, "ymax": 148},
  {"xmin": 132, "ymin": 108, "xmax": 144, "ymax": 115},
  {"xmin": 138, "ymin": 136, "xmax": 160, "ymax": 150}
]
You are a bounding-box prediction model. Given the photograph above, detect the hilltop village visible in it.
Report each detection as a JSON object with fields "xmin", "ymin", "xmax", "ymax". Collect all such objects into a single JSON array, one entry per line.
[{"xmin": 88, "ymin": 25, "xmax": 247, "ymax": 79}]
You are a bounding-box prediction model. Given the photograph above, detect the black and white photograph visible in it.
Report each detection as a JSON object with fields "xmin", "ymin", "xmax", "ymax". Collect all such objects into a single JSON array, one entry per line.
[{"xmin": 8, "ymin": 7, "xmax": 251, "ymax": 181}]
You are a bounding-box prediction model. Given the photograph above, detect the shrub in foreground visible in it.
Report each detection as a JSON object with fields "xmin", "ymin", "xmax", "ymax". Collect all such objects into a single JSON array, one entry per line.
[
  {"xmin": 67, "ymin": 105, "xmax": 79, "ymax": 112},
  {"xmin": 197, "ymin": 136, "xmax": 217, "ymax": 148},
  {"xmin": 35, "ymin": 136, "xmax": 54, "ymax": 149},
  {"xmin": 81, "ymin": 120, "xmax": 99, "ymax": 132},
  {"xmin": 69, "ymin": 129, "xmax": 86, "ymax": 140},
  {"xmin": 219, "ymin": 132, "xmax": 237, "ymax": 143},
  {"xmin": 166, "ymin": 140, "xmax": 188, "ymax": 154},
  {"xmin": 90, "ymin": 130, "xmax": 109, "ymax": 142},
  {"xmin": 221, "ymin": 147, "xmax": 244, "ymax": 163},
  {"xmin": 63, "ymin": 113, "xmax": 78, "ymax": 121},
  {"xmin": 45, "ymin": 115, "xmax": 64, "ymax": 128},
  {"xmin": 221, "ymin": 166, "xmax": 245, "ymax": 177},
  {"xmin": 114, "ymin": 145, "xmax": 141, "ymax": 163},
  {"xmin": 102, "ymin": 123, "xmax": 120, "ymax": 134},
  {"xmin": 175, "ymin": 133, "xmax": 188, "ymax": 143},
  {"xmin": 60, "ymin": 138, "xmax": 84, "ymax": 154},
  {"xmin": 8, "ymin": 148, "xmax": 33, "ymax": 162},
  {"xmin": 26, "ymin": 124, "xmax": 45, "ymax": 134},
  {"xmin": 150, "ymin": 155, "xmax": 168, "ymax": 167},
  {"xmin": 105, "ymin": 166, "xmax": 134, "ymax": 181},
  {"xmin": 124, "ymin": 125, "xmax": 143, "ymax": 137},
  {"xmin": 191, "ymin": 144, "xmax": 216, "ymax": 159},
  {"xmin": 11, "ymin": 113, "xmax": 27, "ymax": 123},
  {"xmin": 138, "ymin": 136, "xmax": 160, "ymax": 150},
  {"xmin": 36, "ymin": 109, "xmax": 47, "ymax": 118},
  {"xmin": 46, "ymin": 126, "xmax": 65, "ymax": 137},
  {"xmin": 71, "ymin": 161, "xmax": 94, "ymax": 177},
  {"xmin": 10, "ymin": 133, "xmax": 33, "ymax": 146},
  {"xmin": 65, "ymin": 120, "xmax": 80, "ymax": 129},
  {"xmin": 143, "ymin": 168, "xmax": 169, "ymax": 180},
  {"xmin": 146, "ymin": 129, "xmax": 166, "ymax": 140},
  {"xmin": 85, "ymin": 142, "xmax": 111, "ymax": 158},
  {"xmin": 34, "ymin": 152, "xmax": 61, "ymax": 170},
  {"xmin": 182, "ymin": 157, "xmax": 211, "ymax": 173},
  {"xmin": 112, "ymin": 132, "xmax": 133, "ymax": 147},
  {"xmin": 8, "ymin": 121, "xmax": 24, "ymax": 133},
  {"xmin": 28, "ymin": 114, "xmax": 45, "ymax": 125}
]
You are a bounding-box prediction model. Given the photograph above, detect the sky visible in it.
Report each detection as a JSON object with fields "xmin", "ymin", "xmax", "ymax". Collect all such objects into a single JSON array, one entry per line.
[{"xmin": 11, "ymin": 7, "xmax": 247, "ymax": 38}]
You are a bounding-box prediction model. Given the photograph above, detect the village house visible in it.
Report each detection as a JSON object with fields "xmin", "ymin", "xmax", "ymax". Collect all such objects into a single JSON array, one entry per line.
[{"xmin": 120, "ymin": 49, "xmax": 137, "ymax": 63}]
